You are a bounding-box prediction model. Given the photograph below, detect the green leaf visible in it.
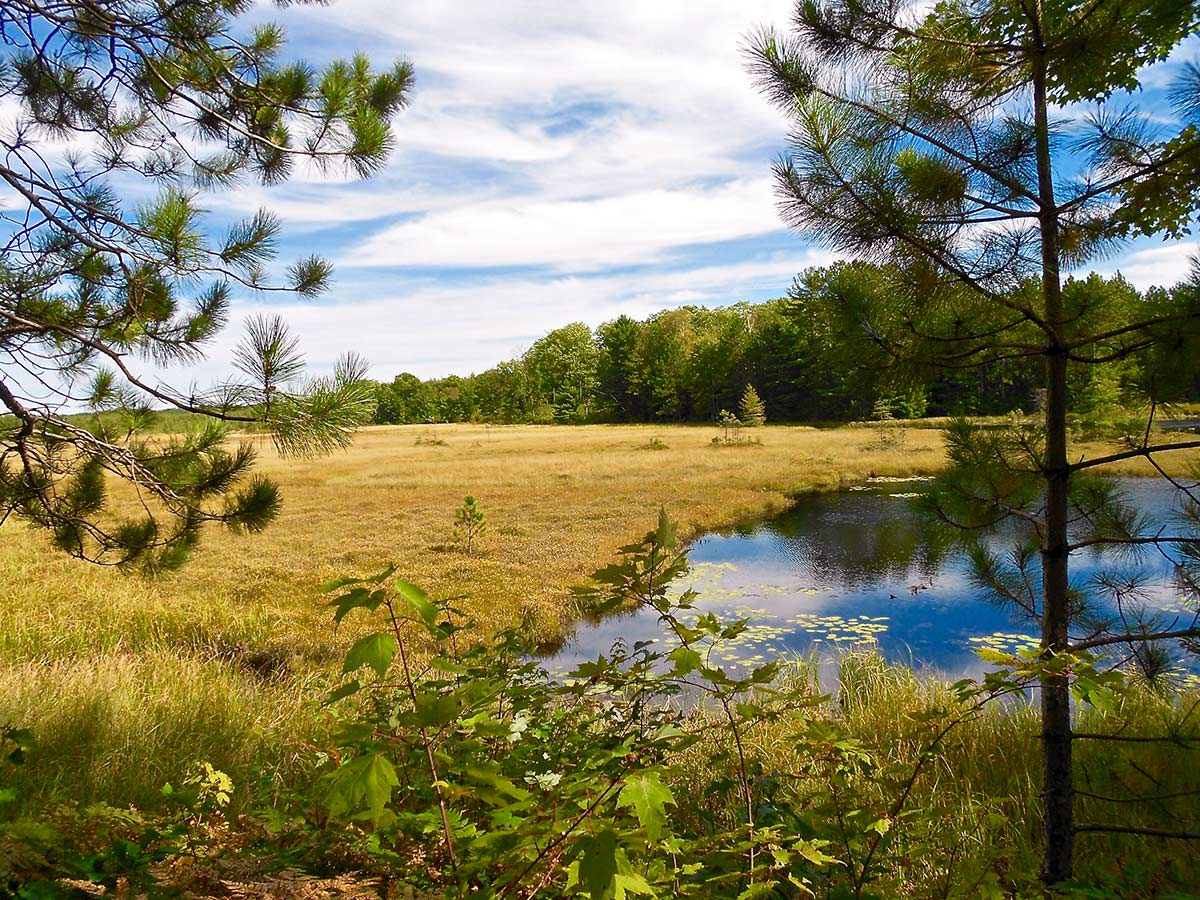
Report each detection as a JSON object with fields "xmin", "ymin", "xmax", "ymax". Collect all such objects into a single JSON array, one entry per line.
[
  {"xmin": 320, "ymin": 575, "xmax": 364, "ymax": 594},
  {"xmin": 577, "ymin": 829, "xmax": 619, "ymax": 899},
  {"xmin": 323, "ymin": 679, "xmax": 362, "ymax": 706},
  {"xmin": 329, "ymin": 587, "xmax": 385, "ymax": 624},
  {"xmin": 396, "ymin": 579, "xmax": 437, "ymax": 625},
  {"xmin": 746, "ymin": 660, "xmax": 780, "ymax": 684},
  {"xmin": 737, "ymin": 885, "xmax": 776, "ymax": 900},
  {"xmin": 614, "ymin": 870, "xmax": 654, "ymax": 899},
  {"xmin": 414, "ymin": 692, "xmax": 465, "ymax": 727},
  {"xmin": 326, "ymin": 752, "xmax": 398, "ymax": 826},
  {"xmin": 976, "ymin": 647, "xmax": 1013, "ymax": 664},
  {"xmin": 618, "ymin": 773, "xmax": 675, "ymax": 841},
  {"xmin": 343, "ymin": 632, "xmax": 398, "ymax": 679},
  {"xmin": 655, "ymin": 507, "xmax": 676, "ymax": 550},
  {"xmin": 667, "ymin": 646, "xmax": 702, "ymax": 676},
  {"xmin": 464, "ymin": 763, "xmax": 532, "ymax": 802},
  {"xmin": 366, "ymin": 564, "xmax": 399, "ymax": 584},
  {"xmin": 795, "ymin": 840, "xmax": 840, "ymax": 866}
]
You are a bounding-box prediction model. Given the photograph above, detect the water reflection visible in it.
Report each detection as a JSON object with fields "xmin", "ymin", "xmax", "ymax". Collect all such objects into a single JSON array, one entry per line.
[{"xmin": 546, "ymin": 477, "xmax": 1197, "ymax": 683}]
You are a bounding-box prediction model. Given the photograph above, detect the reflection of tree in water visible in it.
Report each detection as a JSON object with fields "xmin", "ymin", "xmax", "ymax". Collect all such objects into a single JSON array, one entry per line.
[
  {"xmin": 748, "ymin": 482, "xmax": 1185, "ymax": 606},
  {"xmin": 548, "ymin": 481, "xmax": 1195, "ymax": 685},
  {"xmin": 756, "ymin": 491, "xmax": 950, "ymax": 590}
]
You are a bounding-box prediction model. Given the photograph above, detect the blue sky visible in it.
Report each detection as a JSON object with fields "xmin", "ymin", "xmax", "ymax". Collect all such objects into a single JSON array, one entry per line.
[
  {"xmin": 186, "ymin": 0, "xmax": 840, "ymax": 385},
  {"xmin": 5, "ymin": 1, "xmax": 1199, "ymax": 391}
]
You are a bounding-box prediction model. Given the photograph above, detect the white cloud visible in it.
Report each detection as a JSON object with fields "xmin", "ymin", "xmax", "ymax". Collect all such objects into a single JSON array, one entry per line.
[
  {"xmin": 198, "ymin": 177, "xmax": 475, "ymax": 230},
  {"xmin": 346, "ymin": 178, "xmax": 783, "ymax": 269},
  {"xmin": 211, "ymin": 0, "xmax": 797, "ymax": 225},
  {"xmin": 1094, "ymin": 242, "xmax": 1199, "ymax": 291},
  {"xmin": 1132, "ymin": 34, "xmax": 1200, "ymax": 90}
]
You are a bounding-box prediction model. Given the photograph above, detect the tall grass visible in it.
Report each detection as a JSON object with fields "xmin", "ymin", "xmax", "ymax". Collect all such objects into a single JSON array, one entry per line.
[
  {"xmin": 0, "ymin": 653, "xmax": 321, "ymax": 810},
  {"xmin": 681, "ymin": 650, "xmax": 1199, "ymax": 891}
]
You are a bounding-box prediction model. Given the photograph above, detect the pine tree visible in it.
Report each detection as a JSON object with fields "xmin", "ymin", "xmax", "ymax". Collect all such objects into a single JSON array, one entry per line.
[
  {"xmin": 751, "ymin": 0, "xmax": 1200, "ymax": 883},
  {"xmin": 454, "ymin": 495, "xmax": 487, "ymax": 556},
  {"xmin": 738, "ymin": 384, "xmax": 766, "ymax": 427},
  {"xmin": 716, "ymin": 409, "xmax": 742, "ymax": 444},
  {"xmin": 0, "ymin": 1, "xmax": 413, "ymax": 570}
]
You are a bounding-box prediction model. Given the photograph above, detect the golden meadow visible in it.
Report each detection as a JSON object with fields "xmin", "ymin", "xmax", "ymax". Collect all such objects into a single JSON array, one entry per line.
[{"xmin": 0, "ymin": 422, "xmax": 1193, "ymax": 808}]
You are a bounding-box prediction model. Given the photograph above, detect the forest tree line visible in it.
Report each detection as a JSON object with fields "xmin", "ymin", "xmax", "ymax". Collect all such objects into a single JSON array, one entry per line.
[{"xmin": 372, "ymin": 262, "xmax": 1198, "ymax": 425}]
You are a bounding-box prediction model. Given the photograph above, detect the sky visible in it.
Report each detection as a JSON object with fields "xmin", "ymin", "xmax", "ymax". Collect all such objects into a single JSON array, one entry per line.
[
  {"xmin": 6, "ymin": 1, "xmax": 1200, "ymax": 392},
  {"xmin": 186, "ymin": 0, "xmax": 836, "ymax": 386}
]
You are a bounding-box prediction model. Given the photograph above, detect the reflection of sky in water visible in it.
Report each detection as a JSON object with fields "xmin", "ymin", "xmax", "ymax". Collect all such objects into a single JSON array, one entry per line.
[{"xmin": 545, "ymin": 477, "xmax": 1199, "ymax": 683}]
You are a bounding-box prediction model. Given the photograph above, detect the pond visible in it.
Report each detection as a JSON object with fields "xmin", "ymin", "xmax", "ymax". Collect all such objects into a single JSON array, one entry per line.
[{"xmin": 544, "ymin": 477, "xmax": 1199, "ymax": 683}]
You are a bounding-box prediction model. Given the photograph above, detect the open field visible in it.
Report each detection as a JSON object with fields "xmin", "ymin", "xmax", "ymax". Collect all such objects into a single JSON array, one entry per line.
[
  {"xmin": 1, "ymin": 422, "xmax": 1196, "ymax": 809},
  {"xmin": 0, "ymin": 423, "xmax": 949, "ymax": 661},
  {"xmin": 0, "ymin": 423, "xmax": 946, "ymax": 807}
]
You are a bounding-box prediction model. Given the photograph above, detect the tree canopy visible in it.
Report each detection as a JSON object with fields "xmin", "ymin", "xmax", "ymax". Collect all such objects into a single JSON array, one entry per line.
[
  {"xmin": 0, "ymin": 1, "xmax": 412, "ymax": 569},
  {"xmin": 370, "ymin": 264, "xmax": 1194, "ymax": 428}
]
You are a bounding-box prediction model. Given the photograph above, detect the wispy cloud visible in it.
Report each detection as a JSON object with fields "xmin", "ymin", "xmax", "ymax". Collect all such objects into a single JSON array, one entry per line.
[
  {"xmin": 1094, "ymin": 242, "xmax": 1200, "ymax": 292},
  {"xmin": 346, "ymin": 178, "xmax": 782, "ymax": 270}
]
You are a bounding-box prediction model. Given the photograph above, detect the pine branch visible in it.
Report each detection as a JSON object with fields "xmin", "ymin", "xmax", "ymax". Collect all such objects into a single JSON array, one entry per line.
[
  {"xmin": 1069, "ymin": 627, "xmax": 1200, "ymax": 653},
  {"xmin": 1071, "ymin": 440, "xmax": 1200, "ymax": 472}
]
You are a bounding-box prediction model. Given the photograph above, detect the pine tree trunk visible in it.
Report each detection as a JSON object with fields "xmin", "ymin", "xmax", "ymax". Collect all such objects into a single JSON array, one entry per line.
[
  {"xmin": 1031, "ymin": 7, "xmax": 1074, "ymax": 883},
  {"xmin": 1041, "ymin": 351, "xmax": 1073, "ymax": 885}
]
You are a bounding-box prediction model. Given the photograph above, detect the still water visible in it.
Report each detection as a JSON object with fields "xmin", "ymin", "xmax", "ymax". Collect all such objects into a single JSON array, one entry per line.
[{"xmin": 545, "ymin": 477, "xmax": 1197, "ymax": 682}]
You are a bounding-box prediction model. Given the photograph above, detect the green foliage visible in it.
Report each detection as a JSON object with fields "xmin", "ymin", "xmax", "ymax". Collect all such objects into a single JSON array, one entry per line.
[
  {"xmin": 371, "ymin": 267, "xmax": 1192, "ymax": 428},
  {"xmin": 305, "ymin": 511, "xmax": 1081, "ymax": 898},
  {"xmin": 526, "ymin": 323, "xmax": 601, "ymax": 423},
  {"xmin": 738, "ymin": 384, "xmax": 766, "ymax": 427},
  {"xmin": 0, "ymin": 1, "xmax": 411, "ymax": 568},
  {"xmin": 454, "ymin": 495, "xmax": 488, "ymax": 556},
  {"xmin": 0, "ymin": 759, "xmax": 234, "ymax": 894},
  {"xmin": 713, "ymin": 410, "xmax": 760, "ymax": 447},
  {"xmin": 867, "ymin": 397, "xmax": 907, "ymax": 449},
  {"xmin": 326, "ymin": 753, "xmax": 399, "ymax": 827},
  {"xmin": 750, "ymin": 0, "xmax": 1200, "ymax": 882},
  {"xmin": 717, "ymin": 409, "xmax": 739, "ymax": 441}
]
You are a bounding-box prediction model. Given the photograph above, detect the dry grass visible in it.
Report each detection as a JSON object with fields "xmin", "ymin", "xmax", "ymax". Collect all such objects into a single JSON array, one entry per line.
[
  {"xmin": 1, "ymin": 422, "xmax": 1195, "ymax": 808},
  {"xmin": 0, "ymin": 423, "xmax": 947, "ymax": 664},
  {"xmin": 0, "ymin": 423, "xmax": 946, "ymax": 806}
]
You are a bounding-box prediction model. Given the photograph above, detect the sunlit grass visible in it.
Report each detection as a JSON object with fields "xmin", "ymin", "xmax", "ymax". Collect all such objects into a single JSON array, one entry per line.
[
  {"xmin": 0, "ymin": 423, "xmax": 946, "ymax": 806},
  {"xmin": 0, "ymin": 653, "xmax": 321, "ymax": 810},
  {"xmin": 684, "ymin": 650, "xmax": 1200, "ymax": 891},
  {"xmin": 1, "ymin": 421, "xmax": 1195, "ymax": 810}
]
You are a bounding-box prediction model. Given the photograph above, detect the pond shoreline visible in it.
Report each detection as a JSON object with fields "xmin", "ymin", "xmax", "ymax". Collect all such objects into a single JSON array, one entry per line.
[{"xmin": 549, "ymin": 474, "xmax": 1195, "ymax": 685}]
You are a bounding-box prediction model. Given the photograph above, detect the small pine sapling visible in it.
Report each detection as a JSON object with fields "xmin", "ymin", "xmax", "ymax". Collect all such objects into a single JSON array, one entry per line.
[
  {"xmin": 739, "ymin": 384, "xmax": 766, "ymax": 427},
  {"xmin": 717, "ymin": 409, "xmax": 742, "ymax": 444},
  {"xmin": 454, "ymin": 495, "xmax": 487, "ymax": 556},
  {"xmin": 871, "ymin": 397, "xmax": 905, "ymax": 448}
]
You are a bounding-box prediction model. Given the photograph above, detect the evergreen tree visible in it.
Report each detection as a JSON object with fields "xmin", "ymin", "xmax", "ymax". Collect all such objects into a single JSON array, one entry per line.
[
  {"xmin": 751, "ymin": 0, "xmax": 1200, "ymax": 883},
  {"xmin": 0, "ymin": 1, "xmax": 412, "ymax": 569},
  {"xmin": 454, "ymin": 495, "xmax": 487, "ymax": 556},
  {"xmin": 738, "ymin": 383, "xmax": 766, "ymax": 427},
  {"xmin": 596, "ymin": 315, "xmax": 644, "ymax": 421}
]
